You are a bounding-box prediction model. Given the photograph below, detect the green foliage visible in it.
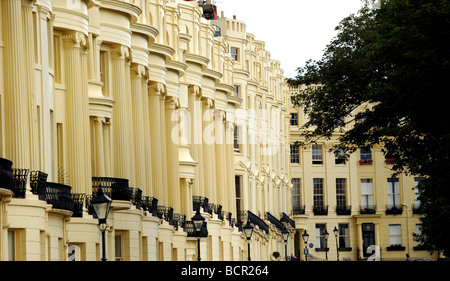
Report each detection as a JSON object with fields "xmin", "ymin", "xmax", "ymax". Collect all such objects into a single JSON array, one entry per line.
[{"xmin": 289, "ymin": 0, "xmax": 450, "ymax": 256}]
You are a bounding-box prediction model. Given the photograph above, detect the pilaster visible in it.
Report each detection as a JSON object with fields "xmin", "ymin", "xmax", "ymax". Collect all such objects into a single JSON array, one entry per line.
[{"xmin": 62, "ymin": 30, "xmax": 91, "ymax": 194}]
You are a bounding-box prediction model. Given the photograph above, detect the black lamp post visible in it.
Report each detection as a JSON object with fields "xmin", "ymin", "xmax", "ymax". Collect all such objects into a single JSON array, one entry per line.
[
  {"xmin": 323, "ymin": 229, "xmax": 329, "ymax": 261},
  {"xmin": 192, "ymin": 210, "xmax": 205, "ymax": 261},
  {"xmin": 243, "ymin": 220, "xmax": 253, "ymax": 261},
  {"xmin": 282, "ymin": 228, "xmax": 289, "ymax": 261},
  {"xmin": 333, "ymin": 226, "xmax": 340, "ymax": 261},
  {"xmin": 91, "ymin": 187, "xmax": 112, "ymax": 262},
  {"xmin": 302, "ymin": 230, "xmax": 309, "ymax": 261}
]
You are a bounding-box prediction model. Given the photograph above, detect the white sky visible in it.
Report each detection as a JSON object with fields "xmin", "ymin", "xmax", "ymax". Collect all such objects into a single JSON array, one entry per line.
[{"xmin": 215, "ymin": 0, "xmax": 364, "ymax": 78}]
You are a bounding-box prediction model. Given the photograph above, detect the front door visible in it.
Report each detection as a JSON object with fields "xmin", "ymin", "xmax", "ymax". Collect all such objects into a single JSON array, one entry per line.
[{"xmin": 362, "ymin": 223, "xmax": 375, "ymax": 257}]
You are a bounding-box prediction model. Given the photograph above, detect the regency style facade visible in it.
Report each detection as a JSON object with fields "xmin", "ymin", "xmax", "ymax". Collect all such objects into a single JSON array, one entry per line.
[
  {"xmin": 0, "ymin": 0, "xmax": 294, "ymax": 261},
  {"xmin": 288, "ymin": 84, "xmax": 439, "ymax": 261}
]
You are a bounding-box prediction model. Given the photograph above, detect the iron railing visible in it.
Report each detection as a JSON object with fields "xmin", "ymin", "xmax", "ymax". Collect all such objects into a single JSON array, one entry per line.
[
  {"xmin": 46, "ymin": 182, "xmax": 74, "ymax": 212},
  {"xmin": 313, "ymin": 205, "xmax": 329, "ymax": 215},
  {"xmin": 265, "ymin": 212, "xmax": 285, "ymax": 232},
  {"xmin": 72, "ymin": 193, "xmax": 86, "ymax": 217},
  {"xmin": 141, "ymin": 196, "xmax": 158, "ymax": 216},
  {"xmin": 385, "ymin": 204, "xmax": 403, "ymax": 215},
  {"xmin": 0, "ymin": 157, "xmax": 14, "ymax": 190},
  {"xmin": 92, "ymin": 177, "xmax": 131, "ymax": 201},
  {"xmin": 360, "ymin": 205, "xmax": 377, "ymax": 214},
  {"xmin": 130, "ymin": 188, "xmax": 142, "ymax": 209},
  {"xmin": 30, "ymin": 170, "xmax": 48, "ymax": 200},
  {"xmin": 12, "ymin": 168, "xmax": 29, "ymax": 198},
  {"xmin": 336, "ymin": 205, "xmax": 352, "ymax": 215},
  {"xmin": 281, "ymin": 212, "xmax": 295, "ymax": 229}
]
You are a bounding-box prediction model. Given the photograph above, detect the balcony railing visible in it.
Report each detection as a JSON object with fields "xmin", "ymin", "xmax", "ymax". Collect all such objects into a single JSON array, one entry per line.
[
  {"xmin": 238, "ymin": 210, "xmax": 269, "ymax": 234},
  {"xmin": 141, "ymin": 196, "xmax": 158, "ymax": 216},
  {"xmin": 293, "ymin": 205, "xmax": 305, "ymax": 215},
  {"xmin": 71, "ymin": 193, "xmax": 86, "ymax": 217},
  {"xmin": 193, "ymin": 196, "xmax": 212, "ymax": 214},
  {"xmin": 46, "ymin": 182, "xmax": 74, "ymax": 212},
  {"xmin": 281, "ymin": 212, "xmax": 295, "ymax": 229},
  {"xmin": 265, "ymin": 212, "xmax": 285, "ymax": 232},
  {"xmin": 12, "ymin": 168, "xmax": 29, "ymax": 198},
  {"xmin": 385, "ymin": 204, "xmax": 403, "ymax": 215},
  {"xmin": 30, "ymin": 171, "xmax": 48, "ymax": 200},
  {"xmin": 336, "ymin": 205, "xmax": 352, "ymax": 215},
  {"xmin": 0, "ymin": 157, "xmax": 14, "ymax": 191},
  {"xmin": 313, "ymin": 205, "xmax": 329, "ymax": 215},
  {"xmin": 130, "ymin": 187, "xmax": 142, "ymax": 209},
  {"xmin": 360, "ymin": 205, "xmax": 377, "ymax": 214},
  {"xmin": 92, "ymin": 177, "xmax": 131, "ymax": 201}
]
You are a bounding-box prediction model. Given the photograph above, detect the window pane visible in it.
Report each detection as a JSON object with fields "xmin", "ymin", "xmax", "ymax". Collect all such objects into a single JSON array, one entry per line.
[
  {"xmin": 313, "ymin": 178, "xmax": 324, "ymax": 206},
  {"xmin": 336, "ymin": 178, "xmax": 347, "ymax": 207},
  {"xmin": 312, "ymin": 145, "xmax": 323, "ymax": 164}
]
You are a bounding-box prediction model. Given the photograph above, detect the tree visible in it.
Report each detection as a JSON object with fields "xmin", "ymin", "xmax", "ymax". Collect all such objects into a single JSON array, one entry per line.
[{"xmin": 288, "ymin": 0, "xmax": 450, "ymax": 256}]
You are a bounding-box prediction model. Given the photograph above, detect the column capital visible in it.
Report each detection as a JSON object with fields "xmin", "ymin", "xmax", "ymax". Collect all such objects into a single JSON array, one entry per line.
[
  {"xmin": 63, "ymin": 30, "xmax": 88, "ymax": 49},
  {"xmin": 131, "ymin": 63, "xmax": 146, "ymax": 77},
  {"xmin": 188, "ymin": 85, "xmax": 201, "ymax": 97},
  {"xmin": 111, "ymin": 44, "xmax": 130, "ymax": 60},
  {"xmin": 94, "ymin": 116, "xmax": 106, "ymax": 124},
  {"xmin": 149, "ymin": 82, "xmax": 166, "ymax": 96}
]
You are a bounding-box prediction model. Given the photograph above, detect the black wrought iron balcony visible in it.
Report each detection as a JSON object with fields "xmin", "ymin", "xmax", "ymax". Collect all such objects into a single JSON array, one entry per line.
[
  {"xmin": 141, "ymin": 196, "xmax": 158, "ymax": 217},
  {"xmin": 336, "ymin": 205, "xmax": 352, "ymax": 215},
  {"xmin": 360, "ymin": 205, "xmax": 377, "ymax": 214},
  {"xmin": 293, "ymin": 205, "xmax": 305, "ymax": 215},
  {"xmin": 385, "ymin": 204, "xmax": 403, "ymax": 215},
  {"xmin": 265, "ymin": 212, "xmax": 285, "ymax": 232},
  {"xmin": 71, "ymin": 193, "xmax": 86, "ymax": 217},
  {"xmin": 30, "ymin": 170, "xmax": 48, "ymax": 200},
  {"xmin": 11, "ymin": 168, "xmax": 29, "ymax": 198},
  {"xmin": 157, "ymin": 206, "xmax": 174, "ymax": 224},
  {"xmin": 281, "ymin": 212, "xmax": 295, "ymax": 229},
  {"xmin": 130, "ymin": 187, "xmax": 142, "ymax": 209},
  {"xmin": 239, "ymin": 210, "xmax": 270, "ymax": 234},
  {"xmin": 92, "ymin": 177, "xmax": 131, "ymax": 201},
  {"xmin": 45, "ymin": 182, "xmax": 74, "ymax": 212},
  {"xmin": 313, "ymin": 205, "xmax": 329, "ymax": 215},
  {"xmin": 0, "ymin": 157, "xmax": 14, "ymax": 191},
  {"xmin": 213, "ymin": 204, "xmax": 223, "ymax": 220},
  {"xmin": 192, "ymin": 196, "xmax": 212, "ymax": 214}
]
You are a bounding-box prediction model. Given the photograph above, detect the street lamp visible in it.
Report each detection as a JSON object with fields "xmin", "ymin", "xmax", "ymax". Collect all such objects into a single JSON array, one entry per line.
[
  {"xmin": 333, "ymin": 226, "xmax": 340, "ymax": 261},
  {"xmin": 192, "ymin": 210, "xmax": 205, "ymax": 261},
  {"xmin": 302, "ymin": 230, "xmax": 309, "ymax": 261},
  {"xmin": 282, "ymin": 228, "xmax": 289, "ymax": 261},
  {"xmin": 323, "ymin": 229, "xmax": 329, "ymax": 261},
  {"xmin": 243, "ymin": 220, "xmax": 253, "ymax": 261},
  {"xmin": 91, "ymin": 187, "xmax": 112, "ymax": 261}
]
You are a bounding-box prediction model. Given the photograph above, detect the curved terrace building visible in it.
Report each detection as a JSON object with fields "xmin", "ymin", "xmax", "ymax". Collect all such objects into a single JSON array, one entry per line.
[{"xmin": 0, "ymin": 0, "xmax": 294, "ymax": 261}]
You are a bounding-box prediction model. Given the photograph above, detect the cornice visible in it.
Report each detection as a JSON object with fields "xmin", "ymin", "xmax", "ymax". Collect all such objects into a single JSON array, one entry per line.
[
  {"xmin": 184, "ymin": 53, "xmax": 210, "ymax": 70},
  {"xmin": 99, "ymin": 0, "xmax": 141, "ymax": 25},
  {"xmin": 166, "ymin": 60, "xmax": 188, "ymax": 76},
  {"xmin": 148, "ymin": 43, "xmax": 175, "ymax": 62},
  {"xmin": 131, "ymin": 23, "xmax": 159, "ymax": 44},
  {"xmin": 203, "ymin": 68, "xmax": 222, "ymax": 82}
]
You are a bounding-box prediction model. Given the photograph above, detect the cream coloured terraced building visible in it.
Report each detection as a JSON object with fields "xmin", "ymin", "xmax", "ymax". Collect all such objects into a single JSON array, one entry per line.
[
  {"xmin": 287, "ymin": 85, "xmax": 439, "ymax": 261},
  {"xmin": 0, "ymin": 0, "xmax": 294, "ymax": 261}
]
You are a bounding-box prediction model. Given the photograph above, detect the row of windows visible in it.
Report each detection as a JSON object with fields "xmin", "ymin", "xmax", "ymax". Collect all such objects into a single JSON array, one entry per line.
[
  {"xmin": 290, "ymin": 144, "xmax": 346, "ymax": 165},
  {"xmin": 292, "ymin": 177, "xmax": 423, "ymax": 214},
  {"xmin": 290, "ymin": 145, "xmax": 393, "ymax": 165},
  {"xmin": 313, "ymin": 223, "xmax": 423, "ymax": 249}
]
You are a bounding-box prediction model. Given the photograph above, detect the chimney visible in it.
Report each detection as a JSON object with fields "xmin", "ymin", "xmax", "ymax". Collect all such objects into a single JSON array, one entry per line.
[{"xmin": 233, "ymin": 15, "xmax": 236, "ymax": 19}]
